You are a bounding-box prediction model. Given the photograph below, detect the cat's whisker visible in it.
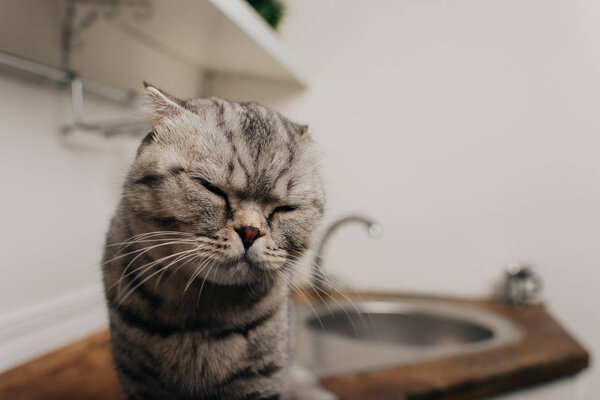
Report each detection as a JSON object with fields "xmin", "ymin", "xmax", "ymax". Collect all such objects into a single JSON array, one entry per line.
[
  {"xmin": 114, "ymin": 251, "xmax": 196, "ymax": 299},
  {"xmin": 276, "ymin": 269, "xmax": 325, "ymax": 330},
  {"xmin": 196, "ymin": 263, "xmax": 218, "ymax": 304},
  {"xmin": 113, "ymin": 246, "xmax": 205, "ymax": 294},
  {"xmin": 283, "ymin": 255, "xmax": 368, "ymax": 335},
  {"xmin": 303, "ymin": 262, "xmax": 372, "ymax": 333},
  {"xmin": 110, "ymin": 239, "xmax": 198, "ymax": 264},
  {"xmin": 107, "ymin": 237, "xmax": 196, "ymax": 249},
  {"xmin": 109, "ymin": 231, "xmax": 195, "ymax": 251},
  {"xmin": 113, "ymin": 249, "xmax": 186, "ymax": 294},
  {"xmin": 117, "ymin": 241, "xmax": 200, "ymax": 281},
  {"xmin": 290, "ymin": 270, "xmax": 335, "ymax": 318},
  {"xmin": 111, "ymin": 230, "xmax": 193, "ymax": 243},
  {"xmin": 103, "ymin": 239, "xmax": 196, "ymax": 266},
  {"xmin": 184, "ymin": 256, "xmax": 214, "ymax": 293},
  {"xmin": 305, "ymin": 279, "xmax": 361, "ymax": 336},
  {"xmin": 114, "ymin": 243, "xmax": 199, "ymax": 285},
  {"xmin": 286, "ymin": 248, "xmax": 319, "ymax": 257},
  {"xmin": 116, "ymin": 232, "xmax": 195, "ymax": 245},
  {"xmin": 184, "ymin": 259, "xmax": 209, "ymax": 293},
  {"xmin": 117, "ymin": 250, "xmax": 199, "ymax": 306},
  {"xmin": 169, "ymin": 253, "xmax": 202, "ymax": 278},
  {"xmin": 155, "ymin": 252, "xmax": 200, "ymax": 288}
]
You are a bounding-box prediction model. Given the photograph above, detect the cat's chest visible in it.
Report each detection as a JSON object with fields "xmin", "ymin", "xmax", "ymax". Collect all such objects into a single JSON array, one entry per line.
[
  {"xmin": 137, "ymin": 306, "xmax": 290, "ymax": 390},
  {"xmin": 125, "ymin": 299, "xmax": 287, "ymax": 362}
]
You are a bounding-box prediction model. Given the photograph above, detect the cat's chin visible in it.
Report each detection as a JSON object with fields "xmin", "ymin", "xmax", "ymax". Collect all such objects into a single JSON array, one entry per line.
[{"xmin": 187, "ymin": 257, "xmax": 277, "ymax": 286}]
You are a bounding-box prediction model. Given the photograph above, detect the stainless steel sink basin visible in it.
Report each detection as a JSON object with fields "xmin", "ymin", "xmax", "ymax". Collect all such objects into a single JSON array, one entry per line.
[
  {"xmin": 306, "ymin": 309, "xmax": 494, "ymax": 346},
  {"xmin": 295, "ymin": 298, "xmax": 521, "ymax": 376}
]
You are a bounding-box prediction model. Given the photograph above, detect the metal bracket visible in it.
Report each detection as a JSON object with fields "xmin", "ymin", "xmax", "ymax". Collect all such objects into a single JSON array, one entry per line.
[
  {"xmin": 63, "ymin": 76, "xmax": 151, "ymax": 137},
  {"xmin": 0, "ymin": 50, "xmax": 150, "ymax": 137}
]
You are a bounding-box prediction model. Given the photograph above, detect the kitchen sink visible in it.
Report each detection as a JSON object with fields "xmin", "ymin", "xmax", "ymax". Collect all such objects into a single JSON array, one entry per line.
[{"xmin": 295, "ymin": 297, "xmax": 521, "ymax": 376}]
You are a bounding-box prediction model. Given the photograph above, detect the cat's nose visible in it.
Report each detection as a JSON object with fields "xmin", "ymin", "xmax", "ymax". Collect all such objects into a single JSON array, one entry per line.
[{"xmin": 236, "ymin": 226, "xmax": 261, "ymax": 250}]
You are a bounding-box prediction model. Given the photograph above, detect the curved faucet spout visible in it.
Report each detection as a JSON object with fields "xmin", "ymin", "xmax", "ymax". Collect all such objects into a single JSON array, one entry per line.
[{"xmin": 312, "ymin": 214, "xmax": 382, "ymax": 292}]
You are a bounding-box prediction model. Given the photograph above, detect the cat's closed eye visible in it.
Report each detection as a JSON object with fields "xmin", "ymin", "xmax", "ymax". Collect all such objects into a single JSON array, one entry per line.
[
  {"xmin": 192, "ymin": 176, "xmax": 229, "ymax": 202},
  {"xmin": 268, "ymin": 205, "xmax": 297, "ymax": 221}
]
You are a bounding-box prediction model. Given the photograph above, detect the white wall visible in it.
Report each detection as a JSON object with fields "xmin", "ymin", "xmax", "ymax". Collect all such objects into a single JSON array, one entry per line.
[
  {"xmin": 0, "ymin": 74, "xmax": 135, "ymax": 314},
  {"xmin": 212, "ymin": 0, "xmax": 600, "ymax": 398},
  {"xmin": 0, "ymin": 72, "xmax": 138, "ymax": 370}
]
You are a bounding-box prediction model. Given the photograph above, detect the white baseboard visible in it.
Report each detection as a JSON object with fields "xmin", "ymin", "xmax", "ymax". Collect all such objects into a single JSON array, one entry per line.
[{"xmin": 0, "ymin": 284, "xmax": 108, "ymax": 373}]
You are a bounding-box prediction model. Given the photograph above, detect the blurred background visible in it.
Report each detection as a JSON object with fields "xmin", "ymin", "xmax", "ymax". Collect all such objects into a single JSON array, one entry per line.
[{"xmin": 0, "ymin": 0, "xmax": 598, "ymax": 399}]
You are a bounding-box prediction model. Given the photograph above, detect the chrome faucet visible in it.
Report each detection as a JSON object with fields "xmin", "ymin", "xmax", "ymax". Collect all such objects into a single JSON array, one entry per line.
[
  {"xmin": 501, "ymin": 263, "xmax": 543, "ymax": 306},
  {"xmin": 312, "ymin": 214, "xmax": 382, "ymax": 292}
]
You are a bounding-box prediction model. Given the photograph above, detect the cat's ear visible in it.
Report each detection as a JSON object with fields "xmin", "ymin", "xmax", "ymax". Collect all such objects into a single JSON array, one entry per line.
[
  {"xmin": 287, "ymin": 120, "xmax": 312, "ymax": 140},
  {"xmin": 297, "ymin": 124, "xmax": 311, "ymax": 137},
  {"xmin": 141, "ymin": 81, "xmax": 186, "ymax": 123}
]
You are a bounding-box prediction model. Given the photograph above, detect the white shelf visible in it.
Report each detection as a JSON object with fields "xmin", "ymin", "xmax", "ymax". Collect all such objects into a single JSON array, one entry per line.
[
  {"xmin": 2, "ymin": 0, "xmax": 306, "ymax": 98},
  {"xmin": 114, "ymin": 0, "xmax": 306, "ymax": 86}
]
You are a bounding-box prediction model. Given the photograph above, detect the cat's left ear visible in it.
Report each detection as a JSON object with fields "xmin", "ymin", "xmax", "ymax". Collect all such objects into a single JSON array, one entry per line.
[{"xmin": 141, "ymin": 81, "xmax": 187, "ymax": 124}]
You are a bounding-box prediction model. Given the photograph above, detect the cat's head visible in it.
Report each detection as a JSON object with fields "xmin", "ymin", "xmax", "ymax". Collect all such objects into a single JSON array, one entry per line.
[{"xmin": 122, "ymin": 84, "xmax": 324, "ymax": 285}]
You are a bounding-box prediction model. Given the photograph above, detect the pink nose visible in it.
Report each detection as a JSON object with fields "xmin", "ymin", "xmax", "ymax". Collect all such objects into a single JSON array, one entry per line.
[{"xmin": 237, "ymin": 226, "xmax": 260, "ymax": 249}]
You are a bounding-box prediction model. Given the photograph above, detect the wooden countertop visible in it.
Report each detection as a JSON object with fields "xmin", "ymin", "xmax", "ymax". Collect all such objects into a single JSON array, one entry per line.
[{"xmin": 0, "ymin": 292, "xmax": 589, "ymax": 400}]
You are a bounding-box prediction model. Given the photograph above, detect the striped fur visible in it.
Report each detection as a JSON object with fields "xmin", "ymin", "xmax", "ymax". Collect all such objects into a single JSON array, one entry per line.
[{"xmin": 101, "ymin": 84, "xmax": 331, "ymax": 399}]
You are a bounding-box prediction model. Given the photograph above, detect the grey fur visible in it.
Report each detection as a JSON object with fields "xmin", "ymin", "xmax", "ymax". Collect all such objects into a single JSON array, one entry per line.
[{"xmin": 101, "ymin": 84, "xmax": 331, "ymax": 400}]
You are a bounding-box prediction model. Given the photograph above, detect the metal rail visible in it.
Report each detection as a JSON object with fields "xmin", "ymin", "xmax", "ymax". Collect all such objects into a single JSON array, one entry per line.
[{"xmin": 0, "ymin": 50, "xmax": 149, "ymax": 136}]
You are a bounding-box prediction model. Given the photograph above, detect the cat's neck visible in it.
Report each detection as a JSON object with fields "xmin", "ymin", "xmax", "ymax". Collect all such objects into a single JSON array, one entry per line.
[{"xmin": 158, "ymin": 268, "xmax": 289, "ymax": 319}]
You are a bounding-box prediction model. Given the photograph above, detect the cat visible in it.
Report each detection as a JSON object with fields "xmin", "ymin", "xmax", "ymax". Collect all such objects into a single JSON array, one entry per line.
[{"xmin": 101, "ymin": 83, "xmax": 334, "ymax": 400}]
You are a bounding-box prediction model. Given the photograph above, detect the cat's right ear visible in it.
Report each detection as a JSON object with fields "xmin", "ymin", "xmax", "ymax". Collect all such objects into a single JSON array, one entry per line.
[{"xmin": 141, "ymin": 81, "xmax": 186, "ymax": 124}]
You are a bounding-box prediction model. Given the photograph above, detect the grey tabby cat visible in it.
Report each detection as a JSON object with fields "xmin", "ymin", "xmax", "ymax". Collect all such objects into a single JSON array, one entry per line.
[{"xmin": 101, "ymin": 83, "xmax": 334, "ymax": 400}]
